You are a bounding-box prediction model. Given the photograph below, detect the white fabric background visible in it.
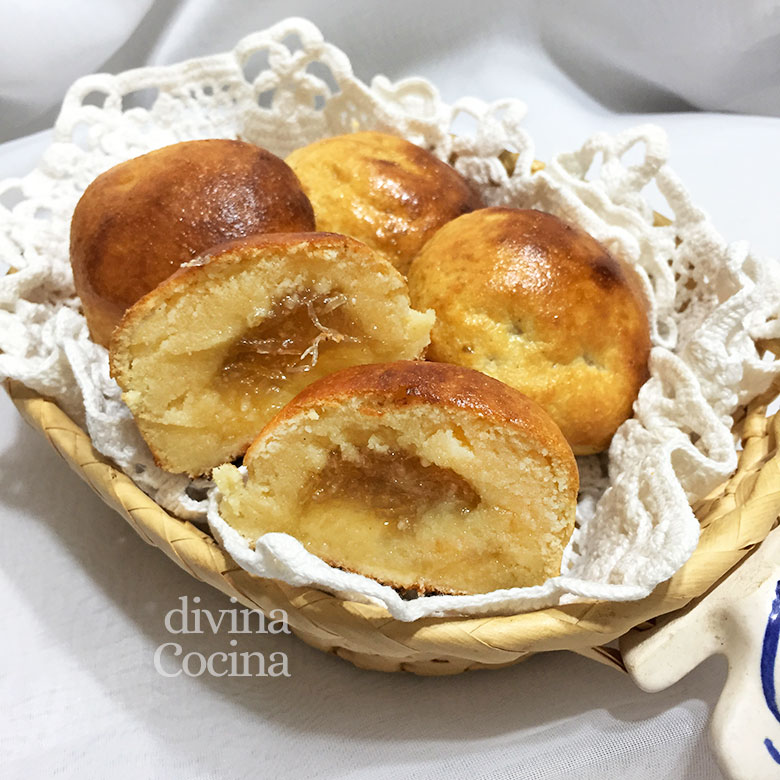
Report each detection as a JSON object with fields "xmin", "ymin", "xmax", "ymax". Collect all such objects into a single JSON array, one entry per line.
[{"xmin": 2, "ymin": 2, "xmax": 780, "ymax": 778}]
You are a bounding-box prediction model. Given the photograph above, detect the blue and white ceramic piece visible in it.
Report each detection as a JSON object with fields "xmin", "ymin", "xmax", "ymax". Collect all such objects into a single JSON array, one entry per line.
[{"xmin": 623, "ymin": 525, "xmax": 780, "ymax": 780}]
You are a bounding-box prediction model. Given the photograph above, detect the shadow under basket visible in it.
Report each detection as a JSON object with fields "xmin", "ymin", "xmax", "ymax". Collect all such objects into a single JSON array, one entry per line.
[{"xmin": 7, "ymin": 363, "xmax": 780, "ymax": 676}]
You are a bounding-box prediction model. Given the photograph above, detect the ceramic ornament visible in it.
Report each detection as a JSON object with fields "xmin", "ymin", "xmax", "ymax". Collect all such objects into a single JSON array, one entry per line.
[{"xmin": 623, "ymin": 523, "xmax": 780, "ymax": 780}]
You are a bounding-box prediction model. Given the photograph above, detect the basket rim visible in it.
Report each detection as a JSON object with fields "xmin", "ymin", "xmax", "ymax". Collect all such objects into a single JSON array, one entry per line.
[{"xmin": 7, "ymin": 375, "xmax": 780, "ymax": 669}]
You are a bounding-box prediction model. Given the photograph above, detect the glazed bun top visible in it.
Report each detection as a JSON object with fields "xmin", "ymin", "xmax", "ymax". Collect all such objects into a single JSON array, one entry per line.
[
  {"xmin": 407, "ymin": 207, "xmax": 651, "ymax": 454},
  {"xmin": 70, "ymin": 139, "xmax": 315, "ymax": 346},
  {"xmin": 285, "ymin": 131, "xmax": 482, "ymax": 275}
]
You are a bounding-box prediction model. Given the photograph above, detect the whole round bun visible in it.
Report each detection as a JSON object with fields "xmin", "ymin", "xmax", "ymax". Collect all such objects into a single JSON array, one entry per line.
[
  {"xmin": 70, "ymin": 139, "xmax": 316, "ymax": 346},
  {"xmin": 214, "ymin": 360, "xmax": 578, "ymax": 595},
  {"xmin": 285, "ymin": 131, "xmax": 482, "ymax": 275},
  {"xmin": 109, "ymin": 233, "xmax": 434, "ymax": 476},
  {"xmin": 407, "ymin": 207, "xmax": 651, "ymax": 454}
]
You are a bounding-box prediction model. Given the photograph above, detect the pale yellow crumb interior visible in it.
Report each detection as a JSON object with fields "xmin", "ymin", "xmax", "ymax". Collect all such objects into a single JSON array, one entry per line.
[
  {"xmin": 114, "ymin": 244, "xmax": 434, "ymax": 475},
  {"xmin": 215, "ymin": 402, "xmax": 575, "ymax": 594}
]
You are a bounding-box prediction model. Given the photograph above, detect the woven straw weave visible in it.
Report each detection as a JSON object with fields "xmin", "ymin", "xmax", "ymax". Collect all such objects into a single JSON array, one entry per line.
[{"xmin": 8, "ymin": 350, "xmax": 780, "ymax": 675}]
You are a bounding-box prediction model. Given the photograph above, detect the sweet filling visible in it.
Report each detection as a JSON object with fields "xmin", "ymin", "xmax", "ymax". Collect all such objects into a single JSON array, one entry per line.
[
  {"xmin": 220, "ymin": 289, "xmax": 359, "ymax": 391},
  {"xmin": 303, "ymin": 447, "xmax": 480, "ymax": 528},
  {"xmin": 215, "ymin": 430, "xmax": 569, "ymax": 592}
]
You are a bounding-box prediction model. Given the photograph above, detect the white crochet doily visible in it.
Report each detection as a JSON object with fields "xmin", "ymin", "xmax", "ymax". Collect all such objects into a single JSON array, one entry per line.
[{"xmin": 2, "ymin": 18, "xmax": 780, "ymax": 621}]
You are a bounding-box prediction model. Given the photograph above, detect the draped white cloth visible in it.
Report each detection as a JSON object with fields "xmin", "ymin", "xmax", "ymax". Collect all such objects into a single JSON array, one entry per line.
[{"xmin": 4, "ymin": 0, "xmax": 780, "ymax": 143}]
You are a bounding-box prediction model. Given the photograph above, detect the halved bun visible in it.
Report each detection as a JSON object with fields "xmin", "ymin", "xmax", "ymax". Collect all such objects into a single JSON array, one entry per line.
[
  {"xmin": 110, "ymin": 234, "xmax": 434, "ymax": 476},
  {"xmin": 214, "ymin": 361, "xmax": 578, "ymax": 595}
]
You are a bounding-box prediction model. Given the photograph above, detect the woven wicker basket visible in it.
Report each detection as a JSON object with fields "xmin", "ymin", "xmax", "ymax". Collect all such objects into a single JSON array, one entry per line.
[{"xmin": 7, "ymin": 339, "xmax": 780, "ymax": 675}]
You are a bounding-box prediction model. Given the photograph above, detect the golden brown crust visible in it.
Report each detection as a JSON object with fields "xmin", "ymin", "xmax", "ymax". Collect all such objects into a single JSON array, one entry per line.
[
  {"xmin": 285, "ymin": 131, "xmax": 482, "ymax": 275},
  {"xmin": 247, "ymin": 360, "xmax": 579, "ymax": 490},
  {"xmin": 407, "ymin": 208, "xmax": 651, "ymax": 454},
  {"xmin": 71, "ymin": 139, "xmax": 315, "ymax": 346}
]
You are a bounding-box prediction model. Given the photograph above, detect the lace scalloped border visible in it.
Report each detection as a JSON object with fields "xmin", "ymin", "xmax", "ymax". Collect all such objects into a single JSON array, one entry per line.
[{"xmin": 1, "ymin": 17, "xmax": 779, "ymax": 620}]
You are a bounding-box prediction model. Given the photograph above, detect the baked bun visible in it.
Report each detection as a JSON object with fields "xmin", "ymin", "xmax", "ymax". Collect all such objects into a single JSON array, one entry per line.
[
  {"xmin": 214, "ymin": 361, "xmax": 578, "ymax": 595},
  {"xmin": 71, "ymin": 139, "xmax": 315, "ymax": 346},
  {"xmin": 285, "ymin": 131, "xmax": 481, "ymax": 275},
  {"xmin": 109, "ymin": 233, "xmax": 434, "ymax": 476},
  {"xmin": 407, "ymin": 207, "xmax": 651, "ymax": 454}
]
